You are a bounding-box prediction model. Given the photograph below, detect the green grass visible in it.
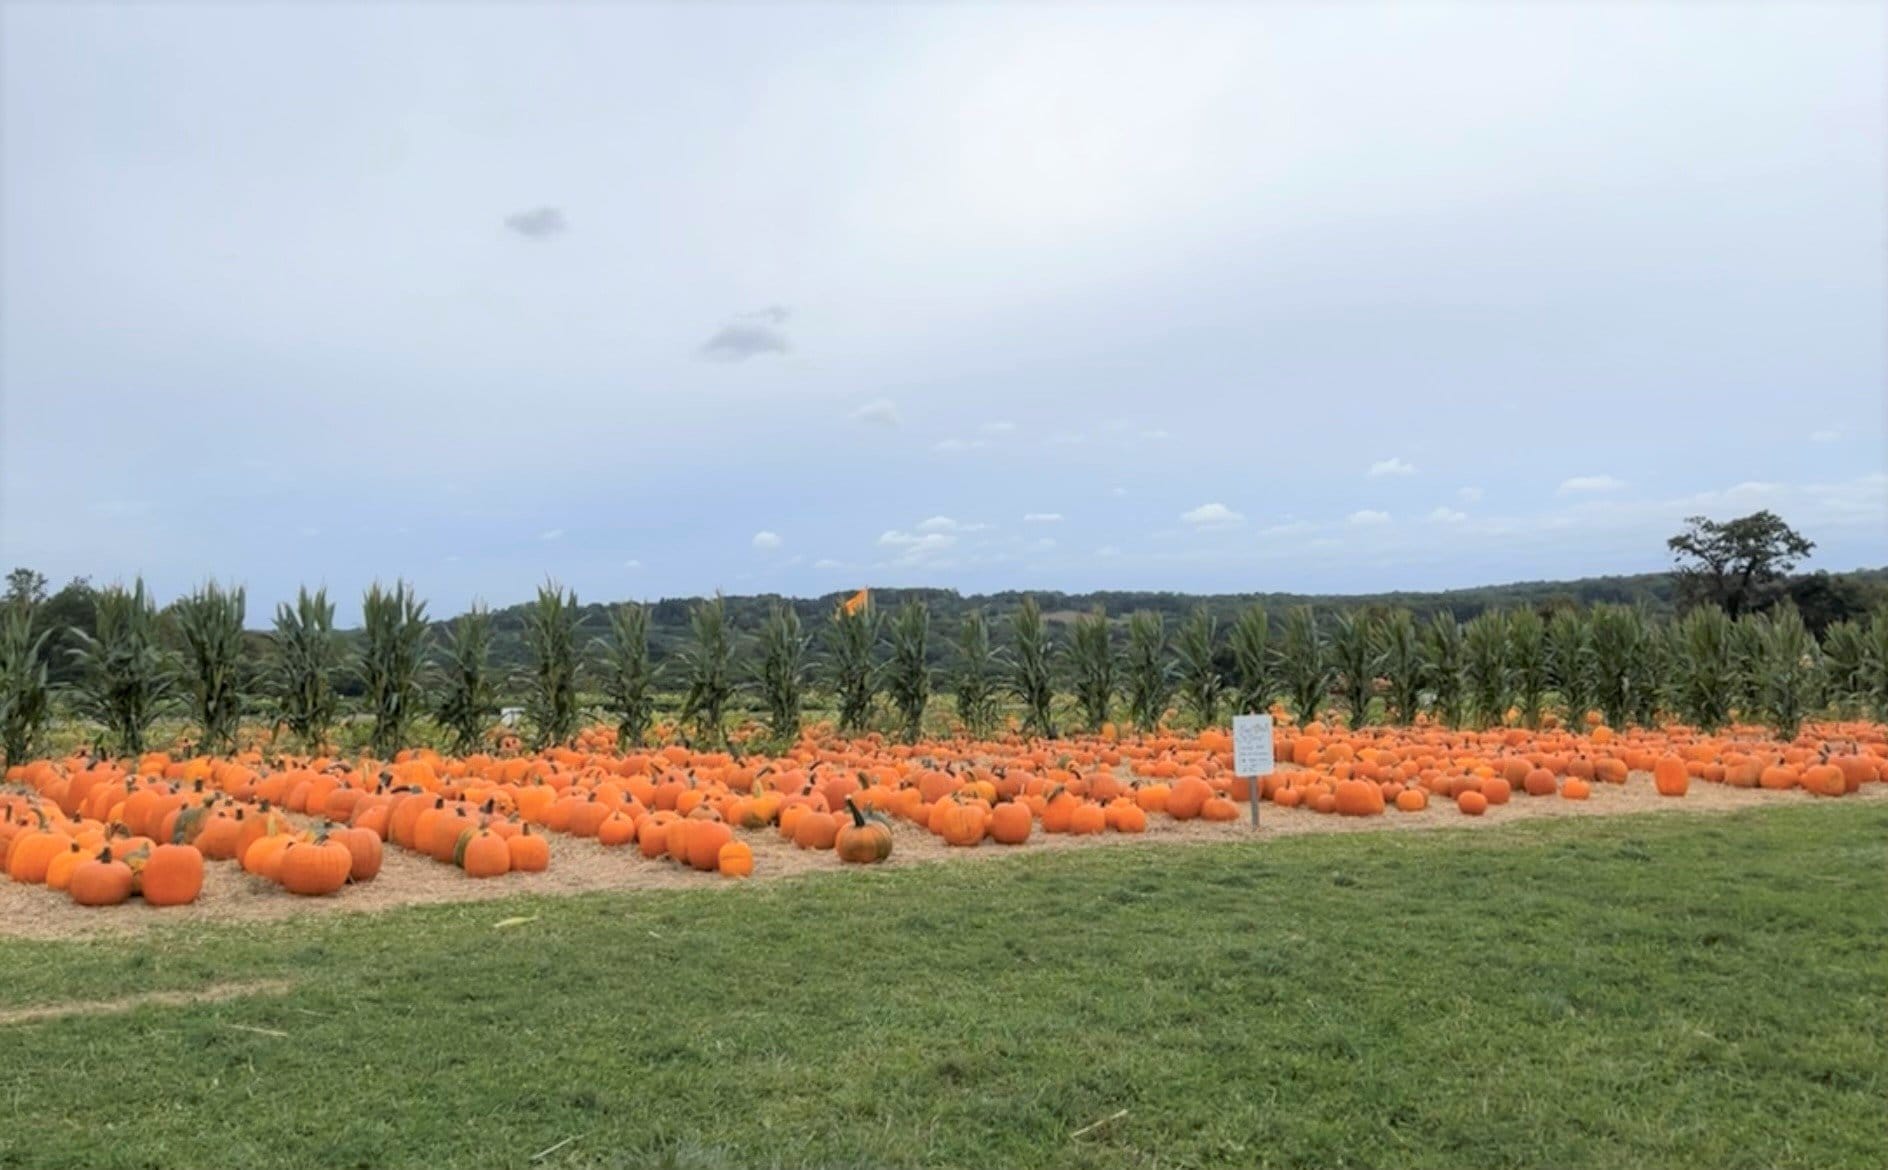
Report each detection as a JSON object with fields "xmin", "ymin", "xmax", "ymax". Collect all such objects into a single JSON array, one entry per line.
[{"xmin": 3, "ymin": 805, "xmax": 1885, "ymax": 1170}]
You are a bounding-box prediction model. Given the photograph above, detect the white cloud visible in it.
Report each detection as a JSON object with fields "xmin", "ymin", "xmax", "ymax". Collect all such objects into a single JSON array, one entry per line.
[
  {"xmin": 932, "ymin": 437, "xmax": 990, "ymax": 455},
  {"xmin": 879, "ymin": 529, "xmax": 954, "ymax": 549},
  {"xmin": 1096, "ymin": 545, "xmax": 1121, "ymax": 557},
  {"xmin": 1458, "ymin": 486, "xmax": 1484, "ymax": 503},
  {"xmin": 623, "ymin": 559, "xmax": 643, "ymax": 569},
  {"xmin": 1023, "ymin": 512, "xmax": 1063, "ymax": 523},
  {"xmin": 1557, "ymin": 475, "xmax": 1626, "ymax": 495},
  {"xmin": 1140, "ymin": 428, "xmax": 1172, "ymax": 440},
  {"xmin": 539, "ymin": 528, "xmax": 565, "ymax": 541},
  {"xmin": 1426, "ymin": 506, "xmax": 1467, "ymax": 524},
  {"xmin": 878, "ymin": 530, "xmax": 957, "ymax": 562},
  {"xmin": 1181, "ymin": 502, "xmax": 1244, "ymax": 527},
  {"xmin": 1033, "ymin": 537, "xmax": 1057, "ymax": 550},
  {"xmin": 1368, "ymin": 457, "xmax": 1417, "ymax": 477},
  {"xmin": 1809, "ymin": 428, "xmax": 1840, "ymax": 443},
  {"xmin": 1348, "ymin": 509, "xmax": 1392, "ymax": 526},
  {"xmin": 752, "ymin": 530, "xmax": 783, "ymax": 550},
  {"xmin": 1109, "ymin": 486, "xmax": 1128, "ymax": 498},
  {"xmin": 813, "ymin": 558, "xmax": 845, "ymax": 570},
  {"xmin": 918, "ymin": 515, "xmax": 989, "ymax": 533},
  {"xmin": 850, "ymin": 398, "xmax": 899, "ymax": 427},
  {"xmin": 981, "ymin": 420, "xmax": 1017, "ymax": 434},
  {"xmin": 1047, "ymin": 432, "xmax": 1086, "ymax": 446}
]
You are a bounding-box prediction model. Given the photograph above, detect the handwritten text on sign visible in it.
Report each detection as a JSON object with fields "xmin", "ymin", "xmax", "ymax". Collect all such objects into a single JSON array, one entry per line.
[{"xmin": 1232, "ymin": 714, "xmax": 1276, "ymax": 778}]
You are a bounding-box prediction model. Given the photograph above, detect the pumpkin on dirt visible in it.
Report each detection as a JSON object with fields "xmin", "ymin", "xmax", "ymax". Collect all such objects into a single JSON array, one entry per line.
[
  {"xmin": 69, "ymin": 851, "xmax": 135, "ymax": 907},
  {"xmin": 835, "ymin": 800, "xmax": 893, "ymax": 864}
]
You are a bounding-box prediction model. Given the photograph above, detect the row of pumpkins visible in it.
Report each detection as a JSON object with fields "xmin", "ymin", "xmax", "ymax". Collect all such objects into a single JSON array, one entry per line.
[{"xmin": 5, "ymin": 719, "xmax": 1884, "ymax": 906}]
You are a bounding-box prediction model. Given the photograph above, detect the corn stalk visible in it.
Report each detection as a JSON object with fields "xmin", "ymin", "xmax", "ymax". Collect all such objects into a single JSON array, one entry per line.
[
  {"xmin": 520, "ymin": 582, "xmax": 581, "ymax": 749},
  {"xmin": 1009, "ymin": 595, "xmax": 1058, "ymax": 737},
  {"xmin": 270, "ymin": 587, "xmax": 338, "ymax": 752},
  {"xmin": 1545, "ymin": 609, "xmax": 1594, "ymax": 731},
  {"xmin": 1756, "ymin": 605, "xmax": 1819, "ymax": 741},
  {"xmin": 0, "ymin": 596, "xmax": 53, "ymax": 766},
  {"xmin": 679, "ymin": 595, "xmax": 736, "ymax": 745},
  {"xmin": 1588, "ymin": 603, "xmax": 1646, "ymax": 730},
  {"xmin": 825, "ymin": 601, "xmax": 880, "ymax": 735},
  {"xmin": 1378, "ymin": 608, "xmax": 1423, "ymax": 725},
  {"xmin": 1329, "ymin": 610, "xmax": 1380, "ymax": 729},
  {"xmin": 435, "ymin": 604, "xmax": 499, "ymax": 755},
  {"xmin": 1861, "ymin": 606, "xmax": 1888, "ymax": 722},
  {"xmin": 1420, "ymin": 612, "xmax": 1466, "ymax": 728},
  {"xmin": 69, "ymin": 579, "xmax": 171, "ymax": 756},
  {"xmin": 1228, "ymin": 605, "xmax": 1277, "ymax": 716},
  {"xmin": 1507, "ymin": 608, "xmax": 1549, "ymax": 729},
  {"xmin": 747, "ymin": 602, "xmax": 810, "ymax": 743},
  {"xmin": 174, "ymin": 581, "xmax": 247, "ymax": 755},
  {"xmin": 1280, "ymin": 606, "xmax": 1333, "ymax": 726},
  {"xmin": 1730, "ymin": 613, "xmax": 1768, "ymax": 722},
  {"xmin": 1123, "ymin": 610, "xmax": 1170, "ymax": 732},
  {"xmin": 1462, "ymin": 609, "xmax": 1511, "ymax": 729},
  {"xmin": 953, "ymin": 610, "xmax": 1003, "ymax": 738},
  {"xmin": 1174, "ymin": 606, "xmax": 1225, "ymax": 729},
  {"xmin": 358, "ymin": 581, "xmax": 429, "ymax": 759},
  {"xmin": 1635, "ymin": 613, "xmax": 1674, "ymax": 728},
  {"xmin": 1818, "ymin": 619, "xmax": 1866, "ymax": 718},
  {"xmin": 1068, "ymin": 608, "xmax": 1115, "ymax": 733},
  {"xmin": 1674, "ymin": 604, "xmax": 1735, "ymax": 732},
  {"xmin": 884, "ymin": 601, "xmax": 931, "ymax": 743}
]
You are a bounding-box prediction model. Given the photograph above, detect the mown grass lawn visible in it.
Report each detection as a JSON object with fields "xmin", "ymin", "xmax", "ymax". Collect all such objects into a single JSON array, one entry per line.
[{"xmin": 2, "ymin": 804, "xmax": 1884, "ymax": 1170}]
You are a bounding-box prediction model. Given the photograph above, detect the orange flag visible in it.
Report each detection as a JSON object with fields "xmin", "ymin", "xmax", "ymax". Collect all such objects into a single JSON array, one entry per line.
[{"xmin": 841, "ymin": 588, "xmax": 869, "ymax": 616}]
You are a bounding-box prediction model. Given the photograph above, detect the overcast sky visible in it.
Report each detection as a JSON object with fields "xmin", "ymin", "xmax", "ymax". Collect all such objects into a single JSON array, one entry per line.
[{"xmin": 3, "ymin": 2, "xmax": 1882, "ymax": 621}]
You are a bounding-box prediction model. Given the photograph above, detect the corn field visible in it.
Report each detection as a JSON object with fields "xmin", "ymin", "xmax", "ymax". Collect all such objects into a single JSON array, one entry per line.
[{"xmin": 2, "ymin": 581, "xmax": 1885, "ymax": 756}]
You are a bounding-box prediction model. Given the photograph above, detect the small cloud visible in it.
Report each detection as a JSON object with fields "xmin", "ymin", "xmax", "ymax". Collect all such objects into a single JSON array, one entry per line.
[
  {"xmin": 1458, "ymin": 486, "xmax": 1484, "ymax": 503},
  {"xmin": 299, "ymin": 526, "xmax": 321, "ymax": 538},
  {"xmin": 1033, "ymin": 537, "xmax": 1057, "ymax": 550},
  {"xmin": 1557, "ymin": 475, "xmax": 1626, "ymax": 496},
  {"xmin": 743, "ymin": 305, "xmax": 791, "ymax": 325},
  {"xmin": 1810, "ymin": 429, "xmax": 1840, "ymax": 443},
  {"xmin": 981, "ymin": 420, "xmax": 1017, "ymax": 434},
  {"xmin": 1426, "ymin": 507, "xmax": 1467, "ymax": 524},
  {"xmin": 700, "ymin": 319, "xmax": 790, "ymax": 362},
  {"xmin": 623, "ymin": 559, "xmax": 643, "ymax": 570},
  {"xmin": 1140, "ymin": 428, "xmax": 1172, "ymax": 440},
  {"xmin": 1181, "ymin": 502, "xmax": 1244, "ymax": 528},
  {"xmin": 1047, "ymin": 432, "xmax": 1086, "ymax": 446},
  {"xmin": 1023, "ymin": 512, "xmax": 1063, "ymax": 523},
  {"xmin": 752, "ymin": 531, "xmax": 783, "ymax": 550},
  {"xmin": 851, "ymin": 398, "xmax": 899, "ymax": 428},
  {"xmin": 878, "ymin": 530, "xmax": 957, "ymax": 562},
  {"xmin": 932, "ymin": 437, "xmax": 991, "ymax": 455},
  {"xmin": 813, "ymin": 558, "xmax": 845, "ymax": 570},
  {"xmin": 918, "ymin": 516, "xmax": 989, "ymax": 533},
  {"xmin": 1109, "ymin": 486, "xmax": 1129, "ymax": 498},
  {"xmin": 1348, "ymin": 510, "xmax": 1392, "ymax": 526},
  {"xmin": 879, "ymin": 530, "xmax": 954, "ymax": 549},
  {"xmin": 503, "ymin": 206, "xmax": 567, "ymax": 239},
  {"xmin": 1096, "ymin": 545, "xmax": 1121, "ymax": 557},
  {"xmin": 1368, "ymin": 457, "xmax": 1417, "ymax": 478},
  {"xmin": 539, "ymin": 528, "xmax": 565, "ymax": 541}
]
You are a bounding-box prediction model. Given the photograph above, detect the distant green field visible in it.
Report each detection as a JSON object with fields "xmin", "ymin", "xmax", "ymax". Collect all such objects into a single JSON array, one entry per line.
[{"xmin": 2, "ymin": 804, "xmax": 1884, "ymax": 1170}]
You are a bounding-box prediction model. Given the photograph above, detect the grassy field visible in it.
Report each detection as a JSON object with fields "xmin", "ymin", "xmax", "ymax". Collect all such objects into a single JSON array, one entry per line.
[{"xmin": 2, "ymin": 804, "xmax": 1884, "ymax": 1170}]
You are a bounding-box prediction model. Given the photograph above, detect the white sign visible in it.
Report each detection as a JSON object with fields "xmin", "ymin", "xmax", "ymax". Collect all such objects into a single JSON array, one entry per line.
[
  {"xmin": 499, "ymin": 706, "xmax": 524, "ymax": 729},
  {"xmin": 1231, "ymin": 714, "xmax": 1276, "ymax": 777}
]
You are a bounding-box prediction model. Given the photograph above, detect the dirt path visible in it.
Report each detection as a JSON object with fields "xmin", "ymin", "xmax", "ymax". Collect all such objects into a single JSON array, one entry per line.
[
  {"xmin": 3, "ymin": 776, "xmax": 1880, "ymax": 941},
  {"xmin": 0, "ymin": 979, "xmax": 293, "ymax": 1026}
]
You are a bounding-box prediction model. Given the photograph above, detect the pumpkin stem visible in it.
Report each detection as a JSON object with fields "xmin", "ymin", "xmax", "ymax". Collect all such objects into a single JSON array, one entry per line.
[{"xmin": 845, "ymin": 798, "xmax": 868, "ymax": 828}]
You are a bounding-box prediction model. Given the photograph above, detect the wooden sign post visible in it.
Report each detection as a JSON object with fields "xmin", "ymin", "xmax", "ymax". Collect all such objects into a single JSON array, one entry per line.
[{"xmin": 1231, "ymin": 714, "xmax": 1275, "ymax": 829}]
